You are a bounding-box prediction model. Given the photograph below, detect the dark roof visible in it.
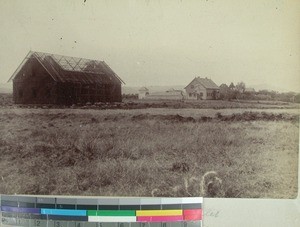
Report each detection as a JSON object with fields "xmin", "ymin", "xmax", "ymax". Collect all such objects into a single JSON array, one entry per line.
[
  {"xmin": 185, "ymin": 77, "xmax": 219, "ymax": 89},
  {"xmin": 8, "ymin": 51, "xmax": 124, "ymax": 85}
]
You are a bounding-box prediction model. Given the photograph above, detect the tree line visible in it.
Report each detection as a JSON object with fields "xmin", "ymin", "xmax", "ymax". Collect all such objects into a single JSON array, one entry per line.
[{"xmin": 219, "ymin": 82, "xmax": 300, "ymax": 103}]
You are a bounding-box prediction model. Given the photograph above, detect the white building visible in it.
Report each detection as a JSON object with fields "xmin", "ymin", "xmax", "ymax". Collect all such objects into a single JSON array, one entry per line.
[
  {"xmin": 185, "ymin": 77, "xmax": 220, "ymax": 100},
  {"xmin": 138, "ymin": 87, "xmax": 149, "ymax": 99}
]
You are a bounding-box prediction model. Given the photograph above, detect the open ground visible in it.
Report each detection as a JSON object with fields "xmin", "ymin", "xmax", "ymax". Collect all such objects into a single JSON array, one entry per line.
[{"xmin": 0, "ymin": 100, "xmax": 298, "ymax": 198}]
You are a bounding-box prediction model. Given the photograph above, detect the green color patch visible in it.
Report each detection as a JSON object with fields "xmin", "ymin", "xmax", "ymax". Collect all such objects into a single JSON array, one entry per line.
[
  {"xmin": 87, "ymin": 210, "xmax": 97, "ymax": 216},
  {"xmin": 88, "ymin": 210, "xmax": 136, "ymax": 216}
]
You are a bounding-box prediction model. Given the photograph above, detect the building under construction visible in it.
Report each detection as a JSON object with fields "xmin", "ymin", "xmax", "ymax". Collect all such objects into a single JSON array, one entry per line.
[{"xmin": 8, "ymin": 51, "xmax": 124, "ymax": 105}]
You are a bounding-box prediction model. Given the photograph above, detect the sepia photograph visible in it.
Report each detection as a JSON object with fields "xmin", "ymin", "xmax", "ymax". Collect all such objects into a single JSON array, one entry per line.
[{"xmin": 0, "ymin": 0, "xmax": 299, "ymax": 199}]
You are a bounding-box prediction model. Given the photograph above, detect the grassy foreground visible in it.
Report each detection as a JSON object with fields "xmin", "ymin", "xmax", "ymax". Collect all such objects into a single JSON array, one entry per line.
[{"xmin": 0, "ymin": 108, "xmax": 298, "ymax": 198}]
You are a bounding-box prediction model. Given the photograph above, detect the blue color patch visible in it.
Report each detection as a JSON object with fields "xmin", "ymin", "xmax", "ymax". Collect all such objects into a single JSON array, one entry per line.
[{"xmin": 41, "ymin": 209, "xmax": 86, "ymax": 216}]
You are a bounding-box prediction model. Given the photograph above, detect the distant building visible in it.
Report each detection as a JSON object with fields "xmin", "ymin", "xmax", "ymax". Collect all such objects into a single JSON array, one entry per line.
[
  {"xmin": 185, "ymin": 77, "xmax": 220, "ymax": 100},
  {"xmin": 139, "ymin": 87, "xmax": 185, "ymax": 100},
  {"xmin": 138, "ymin": 87, "xmax": 149, "ymax": 99},
  {"xmin": 8, "ymin": 51, "xmax": 124, "ymax": 105}
]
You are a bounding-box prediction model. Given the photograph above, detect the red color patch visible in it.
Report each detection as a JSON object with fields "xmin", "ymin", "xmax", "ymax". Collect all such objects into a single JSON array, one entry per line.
[{"xmin": 183, "ymin": 209, "xmax": 202, "ymax": 220}]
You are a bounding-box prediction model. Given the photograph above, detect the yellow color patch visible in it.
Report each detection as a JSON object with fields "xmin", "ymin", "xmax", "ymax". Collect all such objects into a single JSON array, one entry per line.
[{"xmin": 136, "ymin": 210, "xmax": 182, "ymax": 216}]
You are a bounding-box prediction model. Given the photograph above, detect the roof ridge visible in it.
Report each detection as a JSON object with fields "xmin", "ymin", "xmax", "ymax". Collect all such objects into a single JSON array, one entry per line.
[{"xmin": 32, "ymin": 51, "xmax": 105, "ymax": 63}]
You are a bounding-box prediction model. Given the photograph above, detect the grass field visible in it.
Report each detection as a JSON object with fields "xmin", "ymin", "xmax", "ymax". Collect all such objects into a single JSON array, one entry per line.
[{"xmin": 0, "ymin": 106, "xmax": 298, "ymax": 198}]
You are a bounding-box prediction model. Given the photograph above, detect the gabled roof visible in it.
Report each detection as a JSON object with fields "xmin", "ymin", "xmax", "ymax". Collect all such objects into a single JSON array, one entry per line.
[
  {"xmin": 185, "ymin": 77, "xmax": 219, "ymax": 89},
  {"xmin": 8, "ymin": 51, "xmax": 125, "ymax": 85},
  {"xmin": 139, "ymin": 87, "xmax": 149, "ymax": 91}
]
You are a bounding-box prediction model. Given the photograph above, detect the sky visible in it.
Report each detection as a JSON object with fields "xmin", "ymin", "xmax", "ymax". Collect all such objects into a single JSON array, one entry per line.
[{"xmin": 0, "ymin": 0, "xmax": 299, "ymax": 92}]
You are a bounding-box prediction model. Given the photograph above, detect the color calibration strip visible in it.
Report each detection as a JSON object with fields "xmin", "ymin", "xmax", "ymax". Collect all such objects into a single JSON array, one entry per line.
[{"xmin": 0, "ymin": 195, "xmax": 202, "ymax": 226}]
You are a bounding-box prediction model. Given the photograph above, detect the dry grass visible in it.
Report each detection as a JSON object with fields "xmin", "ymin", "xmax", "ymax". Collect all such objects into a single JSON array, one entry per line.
[{"xmin": 0, "ymin": 108, "xmax": 298, "ymax": 198}]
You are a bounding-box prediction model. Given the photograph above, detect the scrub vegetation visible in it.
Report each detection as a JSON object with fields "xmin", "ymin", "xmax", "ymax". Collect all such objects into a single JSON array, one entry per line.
[{"xmin": 0, "ymin": 105, "xmax": 298, "ymax": 198}]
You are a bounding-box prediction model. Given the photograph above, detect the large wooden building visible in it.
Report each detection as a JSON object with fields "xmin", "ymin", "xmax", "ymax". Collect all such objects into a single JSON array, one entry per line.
[
  {"xmin": 8, "ymin": 51, "xmax": 124, "ymax": 105},
  {"xmin": 185, "ymin": 77, "xmax": 220, "ymax": 100}
]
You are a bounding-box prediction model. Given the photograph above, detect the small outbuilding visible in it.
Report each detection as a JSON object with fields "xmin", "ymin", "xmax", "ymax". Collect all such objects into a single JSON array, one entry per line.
[
  {"xmin": 8, "ymin": 51, "xmax": 124, "ymax": 105},
  {"xmin": 138, "ymin": 87, "xmax": 149, "ymax": 99}
]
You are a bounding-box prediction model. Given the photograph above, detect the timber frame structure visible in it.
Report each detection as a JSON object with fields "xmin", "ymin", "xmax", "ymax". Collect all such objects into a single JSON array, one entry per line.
[{"xmin": 8, "ymin": 51, "xmax": 124, "ymax": 105}]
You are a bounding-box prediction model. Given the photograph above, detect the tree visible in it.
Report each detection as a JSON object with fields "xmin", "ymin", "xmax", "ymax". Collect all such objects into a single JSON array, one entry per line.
[
  {"xmin": 219, "ymin": 83, "xmax": 240, "ymax": 100},
  {"xmin": 220, "ymin": 83, "xmax": 229, "ymax": 90},
  {"xmin": 295, "ymin": 94, "xmax": 300, "ymax": 103},
  {"xmin": 229, "ymin": 82, "xmax": 235, "ymax": 90},
  {"xmin": 236, "ymin": 82, "xmax": 246, "ymax": 93},
  {"xmin": 219, "ymin": 84, "xmax": 229, "ymax": 100}
]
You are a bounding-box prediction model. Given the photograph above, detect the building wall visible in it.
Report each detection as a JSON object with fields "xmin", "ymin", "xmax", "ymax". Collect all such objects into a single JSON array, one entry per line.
[
  {"xmin": 185, "ymin": 80, "xmax": 207, "ymax": 100},
  {"xmin": 13, "ymin": 58, "xmax": 58, "ymax": 104},
  {"xmin": 53, "ymin": 82, "xmax": 121, "ymax": 104},
  {"xmin": 105, "ymin": 83, "xmax": 122, "ymax": 102},
  {"xmin": 138, "ymin": 91, "xmax": 149, "ymax": 99}
]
